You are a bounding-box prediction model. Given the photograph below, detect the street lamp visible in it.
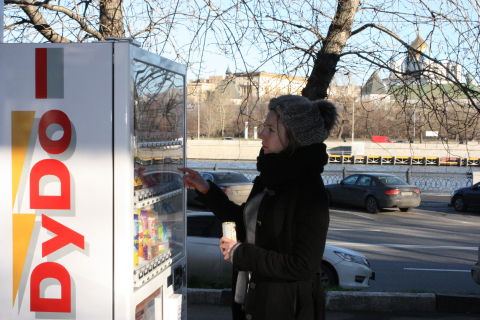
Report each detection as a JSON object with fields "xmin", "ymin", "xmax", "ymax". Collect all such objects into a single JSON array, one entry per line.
[
  {"xmin": 413, "ymin": 105, "xmax": 416, "ymax": 143},
  {"xmin": 197, "ymin": 90, "xmax": 200, "ymax": 140},
  {"xmin": 351, "ymin": 100, "xmax": 355, "ymax": 143}
]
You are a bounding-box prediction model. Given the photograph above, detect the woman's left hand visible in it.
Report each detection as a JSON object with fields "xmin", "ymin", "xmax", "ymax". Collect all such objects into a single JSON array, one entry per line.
[{"xmin": 220, "ymin": 237, "xmax": 238, "ymax": 261}]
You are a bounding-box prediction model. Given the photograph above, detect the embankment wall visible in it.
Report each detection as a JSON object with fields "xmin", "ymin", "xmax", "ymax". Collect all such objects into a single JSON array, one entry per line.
[{"xmin": 186, "ymin": 140, "xmax": 480, "ymax": 161}]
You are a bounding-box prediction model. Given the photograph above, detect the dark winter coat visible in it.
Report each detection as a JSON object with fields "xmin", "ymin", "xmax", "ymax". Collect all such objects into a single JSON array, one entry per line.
[{"xmin": 196, "ymin": 171, "xmax": 330, "ymax": 320}]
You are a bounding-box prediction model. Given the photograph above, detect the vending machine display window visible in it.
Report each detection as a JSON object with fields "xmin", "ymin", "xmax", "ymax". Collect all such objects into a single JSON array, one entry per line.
[{"xmin": 132, "ymin": 60, "xmax": 185, "ymax": 288}]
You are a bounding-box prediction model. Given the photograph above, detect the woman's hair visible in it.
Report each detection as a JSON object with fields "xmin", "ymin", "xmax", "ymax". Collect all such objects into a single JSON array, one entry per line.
[{"xmin": 277, "ymin": 118, "xmax": 296, "ymax": 154}]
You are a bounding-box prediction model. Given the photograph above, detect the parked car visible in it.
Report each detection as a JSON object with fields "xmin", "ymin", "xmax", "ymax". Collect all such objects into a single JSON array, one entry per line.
[
  {"xmin": 325, "ymin": 173, "xmax": 421, "ymax": 213},
  {"xmin": 222, "ymin": 137, "xmax": 236, "ymax": 140},
  {"xmin": 472, "ymin": 243, "xmax": 480, "ymax": 285},
  {"xmin": 372, "ymin": 135, "xmax": 393, "ymax": 143},
  {"xmin": 186, "ymin": 171, "xmax": 253, "ymax": 206},
  {"xmin": 450, "ymin": 182, "xmax": 480, "ymax": 212},
  {"xmin": 394, "ymin": 140, "xmax": 408, "ymax": 143},
  {"xmin": 187, "ymin": 212, "xmax": 375, "ymax": 289}
]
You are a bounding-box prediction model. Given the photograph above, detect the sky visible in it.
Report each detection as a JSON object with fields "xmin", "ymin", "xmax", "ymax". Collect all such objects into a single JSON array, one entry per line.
[
  {"xmin": 188, "ymin": 0, "xmax": 478, "ymax": 87},
  {"xmin": 3, "ymin": 0, "xmax": 477, "ymax": 86}
]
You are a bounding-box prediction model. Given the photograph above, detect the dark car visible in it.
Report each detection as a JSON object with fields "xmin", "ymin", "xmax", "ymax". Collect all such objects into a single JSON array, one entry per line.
[
  {"xmin": 187, "ymin": 171, "xmax": 253, "ymax": 206},
  {"xmin": 450, "ymin": 182, "xmax": 480, "ymax": 212},
  {"xmin": 325, "ymin": 173, "xmax": 421, "ymax": 213}
]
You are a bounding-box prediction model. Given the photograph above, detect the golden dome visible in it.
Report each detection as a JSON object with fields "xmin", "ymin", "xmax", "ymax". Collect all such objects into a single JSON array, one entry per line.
[{"xmin": 410, "ymin": 32, "xmax": 429, "ymax": 56}]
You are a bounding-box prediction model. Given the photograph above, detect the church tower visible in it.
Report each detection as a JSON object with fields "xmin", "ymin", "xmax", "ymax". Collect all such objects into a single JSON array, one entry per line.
[
  {"xmin": 407, "ymin": 28, "xmax": 429, "ymax": 74},
  {"xmin": 447, "ymin": 60, "xmax": 462, "ymax": 82},
  {"xmin": 389, "ymin": 54, "xmax": 403, "ymax": 79}
]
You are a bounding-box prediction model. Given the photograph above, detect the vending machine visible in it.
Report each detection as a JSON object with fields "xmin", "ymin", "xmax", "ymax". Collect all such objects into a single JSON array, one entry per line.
[{"xmin": 0, "ymin": 38, "xmax": 187, "ymax": 319}]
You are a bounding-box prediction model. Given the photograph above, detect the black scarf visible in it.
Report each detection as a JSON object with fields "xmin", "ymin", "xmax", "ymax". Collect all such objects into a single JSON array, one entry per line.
[{"xmin": 256, "ymin": 143, "xmax": 328, "ymax": 191}]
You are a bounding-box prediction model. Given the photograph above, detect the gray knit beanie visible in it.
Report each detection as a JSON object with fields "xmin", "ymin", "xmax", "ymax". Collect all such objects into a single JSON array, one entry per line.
[{"xmin": 268, "ymin": 94, "xmax": 338, "ymax": 147}]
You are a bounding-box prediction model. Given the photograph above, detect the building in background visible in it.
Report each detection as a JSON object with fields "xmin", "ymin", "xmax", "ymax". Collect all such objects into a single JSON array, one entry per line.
[
  {"xmin": 385, "ymin": 29, "xmax": 463, "ymax": 86},
  {"xmin": 187, "ymin": 68, "xmax": 307, "ymax": 104},
  {"xmin": 361, "ymin": 71, "xmax": 390, "ymax": 106},
  {"xmin": 360, "ymin": 30, "xmax": 480, "ymax": 106},
  {"xmin": 327, "ymin": 83, "xmax": 361, "ymax": 98},
  {"xmin": 232, "ymin": 70, "xmax": 306, "ymax": 98}
]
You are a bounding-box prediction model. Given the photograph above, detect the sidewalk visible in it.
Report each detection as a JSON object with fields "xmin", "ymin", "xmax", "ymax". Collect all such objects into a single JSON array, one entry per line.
[
  {"xmin": 187, "ymin": 304, "xmax": 480, "ymax": 320},
  {"xmin": 187, "ymin": 289, "xmax": 480, "ymax": 313}
]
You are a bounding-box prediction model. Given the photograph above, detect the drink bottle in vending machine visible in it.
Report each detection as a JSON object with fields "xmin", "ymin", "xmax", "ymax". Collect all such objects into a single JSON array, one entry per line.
[{"xmin": 0, "ymin": 38, "xmax": 187, "ymax": 320}]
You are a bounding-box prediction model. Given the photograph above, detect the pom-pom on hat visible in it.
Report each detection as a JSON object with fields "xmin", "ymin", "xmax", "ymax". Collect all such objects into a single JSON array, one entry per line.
[{"xmin": 268, "ymin": 94, "xmax": 338, "ymax": 147}]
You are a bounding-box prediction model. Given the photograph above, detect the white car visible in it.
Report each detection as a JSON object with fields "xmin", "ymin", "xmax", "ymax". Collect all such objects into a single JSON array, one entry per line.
[{"xmin": 187, "ymin": 212, "xmax": 375, "ymax": 289}]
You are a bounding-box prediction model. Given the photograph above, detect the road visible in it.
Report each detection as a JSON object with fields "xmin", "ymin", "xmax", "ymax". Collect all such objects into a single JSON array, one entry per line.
[{"xmin": 327, "ymin": 201, "xmax": 480, "ymax": 294}]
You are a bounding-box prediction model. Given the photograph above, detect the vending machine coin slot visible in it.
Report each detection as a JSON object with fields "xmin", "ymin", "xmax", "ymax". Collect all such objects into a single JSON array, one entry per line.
[{"xmin": 174, "ymin": 265, "xmax": 182, "ymax": 292}]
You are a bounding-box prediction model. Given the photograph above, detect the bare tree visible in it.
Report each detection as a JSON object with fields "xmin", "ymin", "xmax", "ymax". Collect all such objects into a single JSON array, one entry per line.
[
  {"xmin": 203, "ymin": 89, "xmax": 237, "ymax": 137},
  {"xmin": 4, "ymin": 0, "xmax": 480, "ymax": 139}
]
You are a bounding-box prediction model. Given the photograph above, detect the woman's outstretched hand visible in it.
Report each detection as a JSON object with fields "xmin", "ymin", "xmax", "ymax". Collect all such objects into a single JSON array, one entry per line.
[
  {"xmin": 177, "ymin": 168, "xmax": 210, "ymax": 194},
  {"xmin": 220, "ymin": 237, "xmax": 238, "ymax": 261}
]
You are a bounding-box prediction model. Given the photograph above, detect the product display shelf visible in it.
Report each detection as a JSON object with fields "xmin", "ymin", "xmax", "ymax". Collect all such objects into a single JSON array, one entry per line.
[{"xmin": 134, "ymin": 187, "xmax": 182, "ymax": 209}]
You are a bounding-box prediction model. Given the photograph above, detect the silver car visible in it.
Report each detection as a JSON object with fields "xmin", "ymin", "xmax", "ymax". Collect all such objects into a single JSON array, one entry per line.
[
  {"xmin": 186, "ymin": 171, "xmax": 253, "ymax": 206},
  {"xmin": 187, "ymin": 212, "xmax": 375, "ymax": 289}
]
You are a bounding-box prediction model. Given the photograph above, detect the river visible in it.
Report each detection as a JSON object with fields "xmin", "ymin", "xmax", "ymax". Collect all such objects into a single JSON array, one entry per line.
[{"xmin": 187, "ymin": 160, "xmax": 479, "ymax": 174}]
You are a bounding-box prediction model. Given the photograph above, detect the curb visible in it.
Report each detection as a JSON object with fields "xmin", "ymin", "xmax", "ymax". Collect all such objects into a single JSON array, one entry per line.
[{"xmin": 187, "ymin": 289, "xmax": 480, "ymax": 313}]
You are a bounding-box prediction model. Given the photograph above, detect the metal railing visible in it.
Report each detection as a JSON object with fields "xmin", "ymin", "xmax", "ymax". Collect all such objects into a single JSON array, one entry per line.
[{"xmin": 190, "ymin": 167, "xmax": 472, "ymax": 194}]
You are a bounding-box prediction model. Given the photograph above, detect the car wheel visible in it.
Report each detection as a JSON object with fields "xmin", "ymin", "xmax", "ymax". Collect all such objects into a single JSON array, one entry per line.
[
  {"xmin": 453, "ymin": 195, "xmax": 467, "ymax": 212},
  {"xmin": 365, "ymin": 196, "xmax": 379, "ymax": 214},
  {"xmin": 399, "ymin": 207, "xmax": 412, "ymax": 212},
  {"xmin": 320, "ymin": 262, "xmax": 338, "ymax": 288}
]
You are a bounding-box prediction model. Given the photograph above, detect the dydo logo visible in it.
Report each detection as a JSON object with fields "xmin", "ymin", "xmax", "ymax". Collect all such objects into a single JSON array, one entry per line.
[{"xmin": 11, "ymin": 48, "xmax": 85, "ymax": 315}]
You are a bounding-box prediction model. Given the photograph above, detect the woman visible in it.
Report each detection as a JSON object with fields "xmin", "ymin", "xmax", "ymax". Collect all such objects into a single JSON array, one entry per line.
[{"xmin": 179, "ymin": 94, "xmax": 337, "ymax": 320}]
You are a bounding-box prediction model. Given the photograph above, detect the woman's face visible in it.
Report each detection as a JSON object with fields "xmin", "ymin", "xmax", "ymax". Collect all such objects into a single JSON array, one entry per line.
[{"xmin": 259, "ymin": 110, "xmax": 288, "ymax": 154}]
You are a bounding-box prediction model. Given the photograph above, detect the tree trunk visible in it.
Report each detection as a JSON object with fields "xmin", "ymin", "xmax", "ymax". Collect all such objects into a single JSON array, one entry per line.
[
  {"xmin": 337, "ymin": 120, "xmax": 344, "ymax": 138},
  {"xmin": 100, "ymin": 0, "xmax": 125, "ymax": 38},
  {"xmin": 302, "ymin": 0, "xmax": 360, "ymax": 100},
  {"xmin": 22, "ymin": 5, "xmax": 71, "ymax": 43},
  {"xmin": 222, "ymin": 108, "xmax": 225, "ymax": 137}
]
